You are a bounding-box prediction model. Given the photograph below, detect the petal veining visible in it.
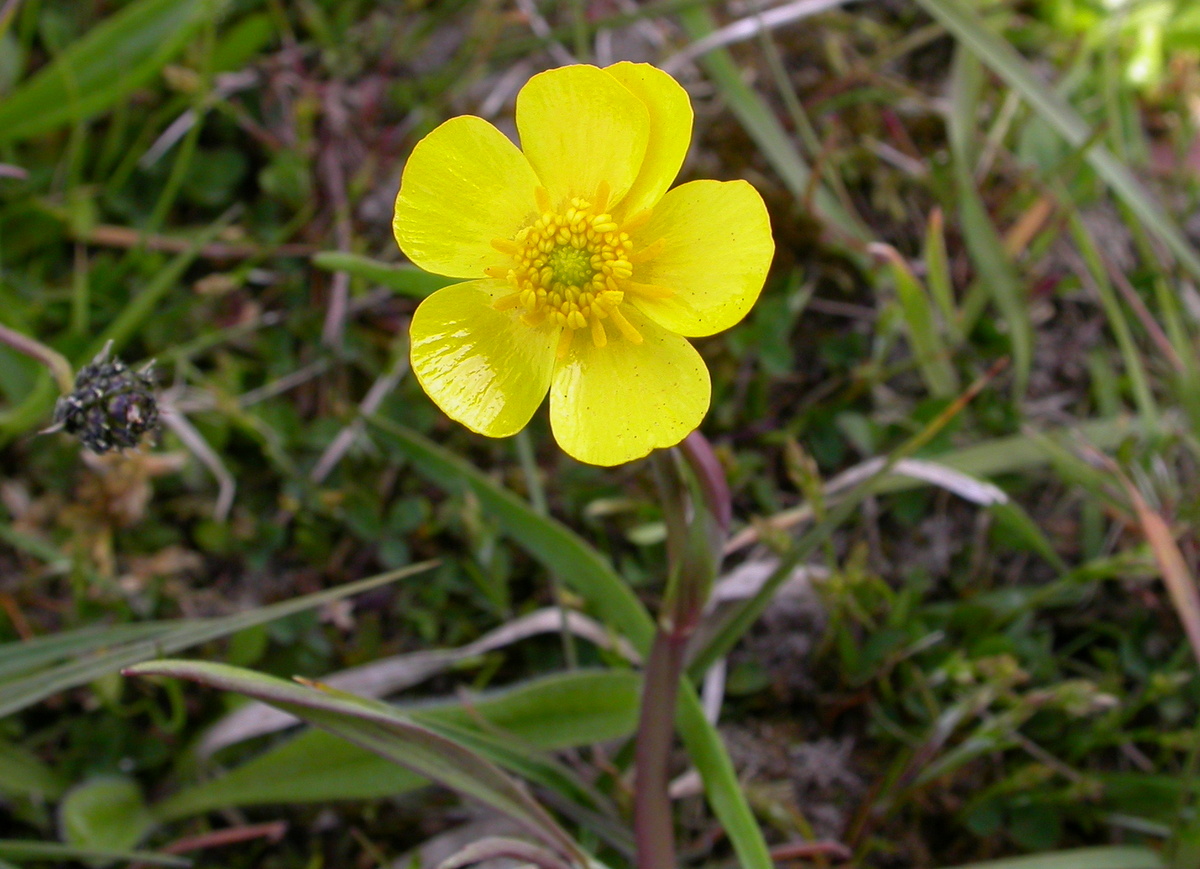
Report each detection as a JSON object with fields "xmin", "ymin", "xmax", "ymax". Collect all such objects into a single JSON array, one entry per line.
[
  {"xmin": 410, "ymin": 280, "xmax": 559, "ymax": 437},
  {"xmin": 394, "ymin": 116, "xmax": 540, "ymax": 279},
  {"xmin": 516, "ymin": 65, "xmax": 650, "ymax": 209},
  {"xmin": 604, "ymin": 62, "xmax": 693, "ymax": 219},
  {"xmin": 549, "ymin": 307, "xmax": 710, "ymax": 466},
  {"xmin": 629, "ymin": 179, "xmax": 774, "ymax": 337}
]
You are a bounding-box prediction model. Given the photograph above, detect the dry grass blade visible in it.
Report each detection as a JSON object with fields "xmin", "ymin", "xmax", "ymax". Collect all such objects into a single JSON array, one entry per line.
[
  {"xmin": 1124, "ymin": 485, "xmax": 1200, "ymax": 670},
  {"xmin": 1092, "ymin": 453, "xmax": 1200, "ymax": 669}
]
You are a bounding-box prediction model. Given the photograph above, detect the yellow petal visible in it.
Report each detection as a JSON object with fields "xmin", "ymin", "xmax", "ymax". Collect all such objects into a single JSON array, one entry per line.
[
  {"xmin": 604, "ymin": 62, "xmax": 693, "ymax": 219},
  {"xmin": 394, "ymin": 116, "xmax": 540, "ymax": 279},
  {"xmin": 630, "ymin": 179, "xmax": 774, "ymax": 337},
  {"xmin": 410, "ymin": 279, "xmax": 559, "ymax": 437},
  {"xmin": 549, "ymin": 307, "xmax": 710, "ymax": 466},
  {"xmin": 516, "ymin": 65, "xmax": 649, "ymax": 210}
]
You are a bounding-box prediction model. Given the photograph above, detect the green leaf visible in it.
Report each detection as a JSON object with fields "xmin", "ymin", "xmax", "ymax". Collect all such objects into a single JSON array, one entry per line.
[
  {"xmin": 948, "ymin": 47, "xmax": 1032, "ymax": 397},
  {"xmin": 156, "ymin": 669, "xmax": 637, "ymax": 821},
  {"xmin": 676, "ymin": 686, "xmax": 772, "ymax": 869},
  {"xmin": 876, "ymin": 244, "xmax": 960, "ymax": 398},
  {"xmin": 0, "ymin": 0, "xmax": 230, "ymax": 145},
  {"xmin": 939, "ymin": 845, "xmax": 1163, "ymax": 869},
  {"xmin": 0, "ymin": 738, "xmax": 67, "ymax": 800},
  {"xmin": 367, "ymin": 416, "xmax": 655, "ymax": 653},
  {"xmin": 0, "ymin": 840, "xmax": 188, "ymax": 867},
  {"xmin": 366, "ymin": 417, "xmax": 773, "ymax": 869},
  {"xmin": 311, "ymin": 251, "xmax": 456, "ymax": 298},
  {"xmin": 59, "ymin": 776, "xmax": 154, "ymax": 854},
  {"xmin": 125, "ymin": 659, "xmax": 584, "ymax": 864},
  {"xmin": 0, "ymin": 561, "xmax": 437, "ymax": 717}
]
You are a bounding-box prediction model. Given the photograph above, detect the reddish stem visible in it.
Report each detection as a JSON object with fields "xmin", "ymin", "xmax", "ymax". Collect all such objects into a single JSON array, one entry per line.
[{"xmin": 633, "ymin": 630, "xmax": 689, "ymax": 869}]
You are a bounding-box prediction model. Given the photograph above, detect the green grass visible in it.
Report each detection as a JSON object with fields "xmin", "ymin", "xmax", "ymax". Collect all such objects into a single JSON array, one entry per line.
[{"xmin": 1, "ymin": 0, "xmax": 1199, "ymax": 867}]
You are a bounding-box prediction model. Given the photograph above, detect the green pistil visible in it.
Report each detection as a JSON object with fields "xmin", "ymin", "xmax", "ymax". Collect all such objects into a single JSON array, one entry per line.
[{"xmin": 547, "ymin": 245, "xmax": 593, "ymax": 288}]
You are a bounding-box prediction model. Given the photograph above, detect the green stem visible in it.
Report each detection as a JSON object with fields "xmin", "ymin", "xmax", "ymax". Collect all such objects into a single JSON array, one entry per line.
[{"xmin": 633, "ymin": 629, "xmax": 688, "ymax": 869}]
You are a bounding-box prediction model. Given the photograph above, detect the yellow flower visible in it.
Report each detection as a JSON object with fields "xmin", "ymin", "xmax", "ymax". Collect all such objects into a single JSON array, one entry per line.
[{"xmin": 393, "ymin": 63, "xmax": 774, "ymax": 466}]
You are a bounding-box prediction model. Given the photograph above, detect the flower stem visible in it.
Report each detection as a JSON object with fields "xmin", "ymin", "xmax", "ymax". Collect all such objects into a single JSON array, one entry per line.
[
  {"xmin": 635, "ymin": 441, "xmax": 729, "ymax": 869},
  {"xmin": 0, "ymin": 323, "xmax": 74, "ymax": 394},
  {"xmin": 633, "ymin": 627, "xmax": 688, "ymax": 869}
]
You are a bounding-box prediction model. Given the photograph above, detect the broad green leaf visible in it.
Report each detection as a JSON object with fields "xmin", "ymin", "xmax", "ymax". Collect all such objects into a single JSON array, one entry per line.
[
  {"xmin": 914, "ymin": 0, "xmax": 1200, "ymax": 283},
  {"xmin": 0, "ymin": 739, "xmax": 67, "ymax": 800},
  {"xmin": 157, "ymin": 730, "xmax": 420, "ymax": 819},
  {"xmin": 156, "ymin": 669, "xmax": 638, "ymax": 820},
  {"xmin": 312, "ymin": 251, "xmax": 455, "ymax": 298},
  {"xmin": 939, "ymin": 845, "xmax": 1163, "ymax": 869},
  {"xmin": 0, "ymin": 561, "xmax": 437, "ymax": 718},
  {"xmin": 126, "ymin": 659, "xmax": 584, "ymax": 864},
  {"xmin": 0, "ymin": 0, "xmax": 230, "ymax": 145},
  {"xmin": 0, "ymin": 840, "xmax": 187, "ymax": 867},
  {"xmin": 59, "ymin": 776, "xmax": 154, "ymax": 854}
]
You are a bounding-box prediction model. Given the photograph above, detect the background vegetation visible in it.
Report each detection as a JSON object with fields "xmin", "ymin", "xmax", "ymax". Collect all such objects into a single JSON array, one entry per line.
[{"xmin": 3, "ymin": 0, "xmax": 1200, "ymax": 867}]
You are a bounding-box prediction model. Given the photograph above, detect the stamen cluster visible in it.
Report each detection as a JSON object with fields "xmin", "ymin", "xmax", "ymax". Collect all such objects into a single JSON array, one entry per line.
[{"xmin": 492, "ymin": 186, "xmax": 647, "ymax": 355}]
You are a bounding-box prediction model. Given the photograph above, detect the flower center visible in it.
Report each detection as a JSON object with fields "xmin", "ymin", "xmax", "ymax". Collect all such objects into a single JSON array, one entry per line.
[
  {"xmin": 546, "ymin": 245, "xmax": 593, "ymax": 289},
  {"xmin": 489, "ymin": 183, "xmax": 672, "ymax": 358}
]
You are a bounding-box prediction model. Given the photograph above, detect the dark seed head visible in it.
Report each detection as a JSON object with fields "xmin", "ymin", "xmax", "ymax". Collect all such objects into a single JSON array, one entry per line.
[{"xmin": 53, "ymin": 351, "xmax": 160, "ymax": 453}]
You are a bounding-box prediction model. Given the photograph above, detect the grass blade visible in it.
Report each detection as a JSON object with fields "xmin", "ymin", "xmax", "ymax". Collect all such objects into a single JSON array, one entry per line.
[
  {"xmin": 367, "ymin": 416, "xmax": 655, "ymax": 653},
  {"xmin": 0, "ymin": 0, "xmax": 229, "ymax": 145},
  {"xmin": 0, "ymin": 840, "xmax": 189, "ymax": 867},
  {"xmin": 948, "ymin": 47, "xmax": 1032, "ymax": 397},
  {"xmin": 675, "ymin": 5, "xmax": 872, "ymax": 249},
  {"xmin": 677, "ymin": 685, "xmax": 772, "ymax": 869},
  {"xmin": 125, "ymin": 659, "xmax": 584, "ymax": 864},
  {"xmin": 873, "ymin": 242, "xmax": 960, "ymax": 397},
  {"xmin": 914, "ymin": 0, "xmax": 1200, "ymax": 282},
  {"xmin": 367, "ymin": 416, "xmax": 774, "ymax": 869},
  {"xmin": 0, "ymin": 562, "xmax": 437, "ymax": 718}
]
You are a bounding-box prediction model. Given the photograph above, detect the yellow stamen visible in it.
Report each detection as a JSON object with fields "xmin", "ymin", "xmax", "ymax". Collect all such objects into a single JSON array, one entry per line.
[
  {"xmin": 629, "ymin": 238, "xmax": 665, "ymax": 264},
  {"xmin": 556, "ymin": 327, "xmax": 574, "ymax": 359},
  {"xmin": 591, "ymin": 317, "xmax": 607, "ymax": 348},
  {"xmin": 489, "ymin": 186, "xmax": 646, "ymax": 350},
  {"xmin": 608, "ymin": 305, "xmax": 643, "ymax": 344},
  {"xmin": 621, "ymin": 208, "xmax": 653, "ymax": 234},
  {"xmin": 627, "ymin": 281, "xmax": 674, "ymax": 300}
]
